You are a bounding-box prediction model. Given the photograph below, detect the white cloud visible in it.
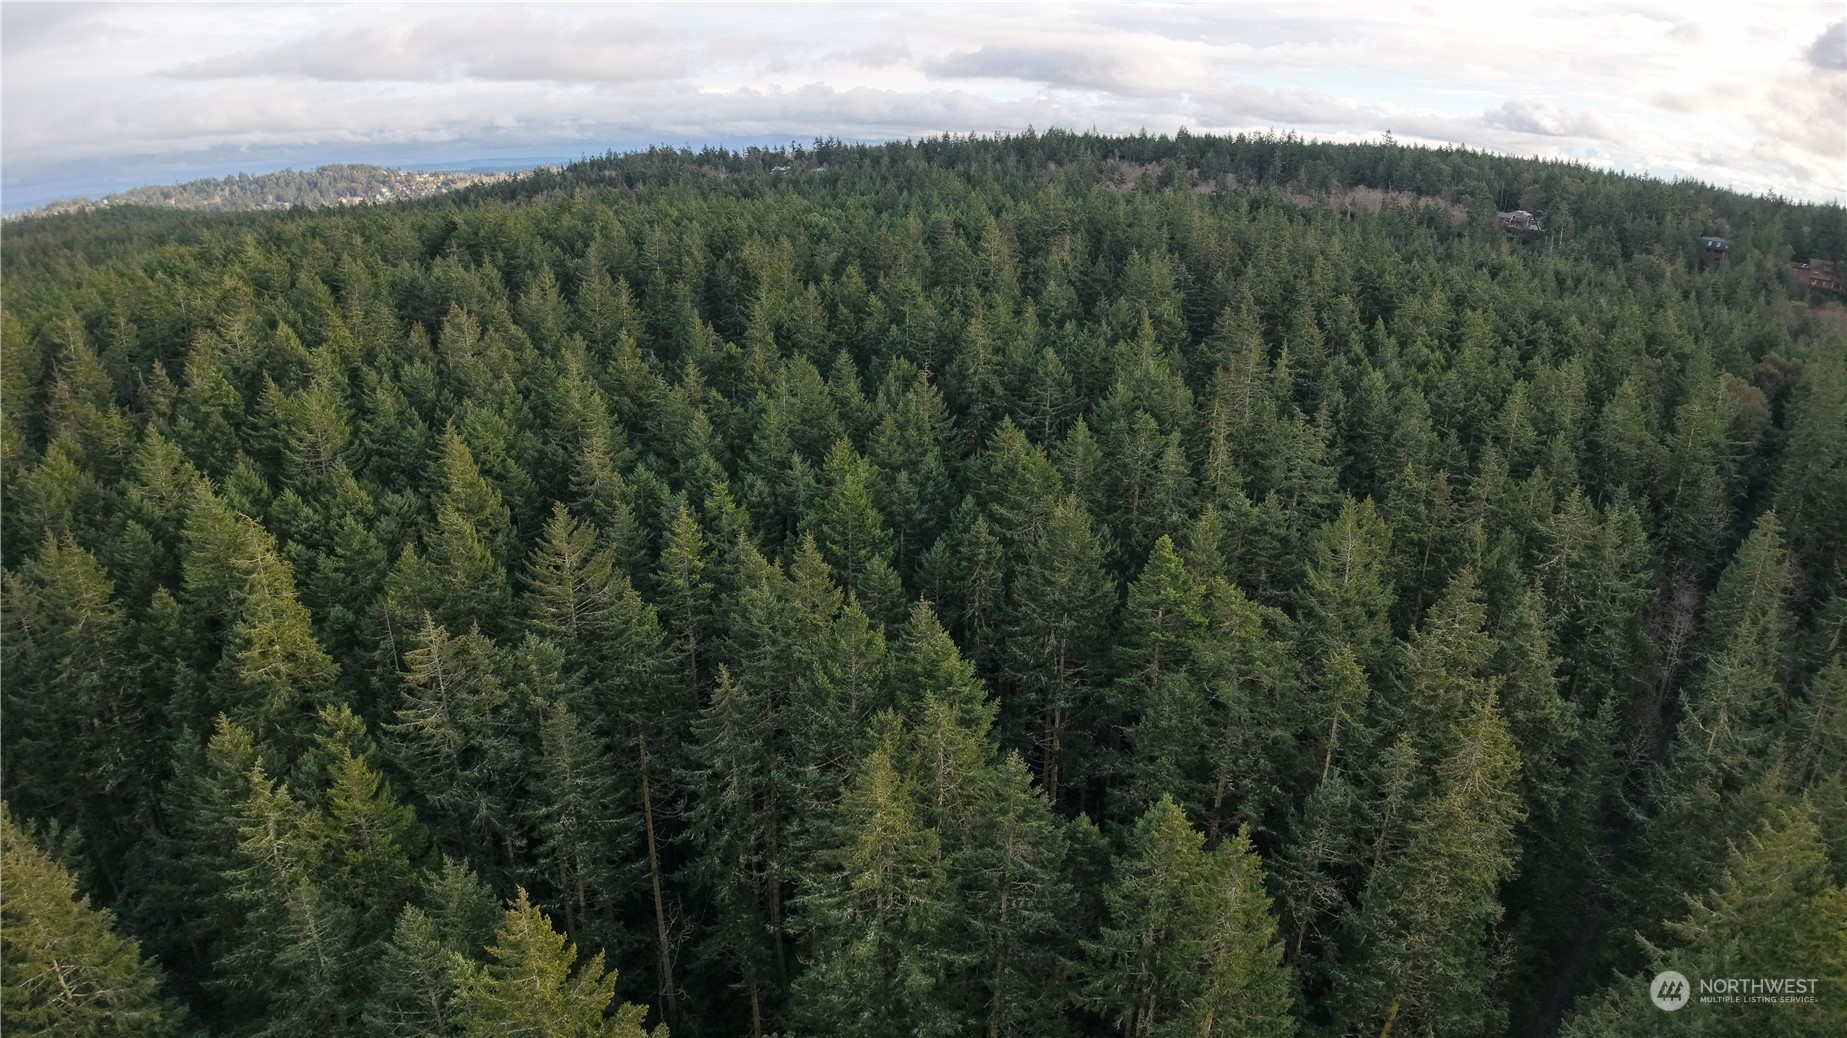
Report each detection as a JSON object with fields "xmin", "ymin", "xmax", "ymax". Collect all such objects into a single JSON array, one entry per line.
[
  {"xmin": 1809, "ymin": 21, "xmax": 1846, "ymax": 69},
  {"xmin": 167, "ymin": 8, "xmax": 688, "ymax": 84},
  {"xmin": 1482, "ymin": 100, "xmax": 1616, "ymax": 141},
  {"xmin": 1, "ymin": 1, "xmax": 1841, "ymax": 208}
]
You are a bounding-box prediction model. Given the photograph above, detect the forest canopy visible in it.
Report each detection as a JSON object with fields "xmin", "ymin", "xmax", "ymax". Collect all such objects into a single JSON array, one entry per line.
[{"xmin": 3, "ymin": 129, "xmax": 1845, "ymax": 1038}]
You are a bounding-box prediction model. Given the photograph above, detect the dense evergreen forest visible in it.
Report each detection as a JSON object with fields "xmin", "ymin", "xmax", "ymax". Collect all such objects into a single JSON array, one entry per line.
[{"xmin": 4, "ymin": 129, "xmax": 1845, "ymax": 1038}]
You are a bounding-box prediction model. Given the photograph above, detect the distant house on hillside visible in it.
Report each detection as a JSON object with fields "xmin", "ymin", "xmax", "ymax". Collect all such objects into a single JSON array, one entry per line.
[
  {"xmin": 1794, "ymin": 257, "xmax": 1844, "ymax": 293},
  {"xmin": 1702, "ymin": 236, "xmax": 1731, "ymax": 263},
  {"xmin": 1496, "ymin": 209, "xmax": 1542, "ymax": 233}
]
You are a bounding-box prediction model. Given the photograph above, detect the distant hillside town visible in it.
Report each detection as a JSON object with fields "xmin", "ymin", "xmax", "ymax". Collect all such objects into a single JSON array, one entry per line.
[{"xmin": 14, "ymin": 164, "xmax": 513, "ymax": 217}]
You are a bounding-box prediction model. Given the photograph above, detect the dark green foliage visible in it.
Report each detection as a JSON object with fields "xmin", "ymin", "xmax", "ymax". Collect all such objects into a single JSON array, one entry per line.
[
  {"xmin": 211, "ymin": 759, "xmax": 362, "ymax": 1035},
  {"xmin": 316, "ymin": 713, "xmax": 429, "ymax": 931},
  {"xmin": 364, "ymin": 859, "xmax": 499, "ymax": 1037},
  {"xmin": 2, "ymin": 130, "xmax": 1843, "ymax": 1038},
  {"xmin": 2, "ymin": 535, "xmax": 154, "ymax": 856},
  {"xmin": 1332, "ymin": 701, "xmax": 1524, "ymax": 1037},
  {"xmin": 1003, "ymin": 495, "xmax": 1116, "ymax": 806},
  {"xmin": 529, "ymin": 701, "xmax": 637, "ymax": 947},
  {"xmin": 1298, "ymin": 497, "xmax": 1395, "ymax": 678},
  {"xmin": 1080, "ymin": 799, "xmax": 1296, "ymax": 1038},
  {"xmin": 1326, "ymin": 573, "xmax": 1528, "ymax": 1037},
  {"xmin": 654, "ymin": 501, "xmax": 715, "ymax": 696},
  {"xmin": 1627, "ymin": 512, "xmax": 1799, "ymax": 929},
  {"xmin": 383, "ymin": 617, "xmax": 524, "ymax": 860},
  {"xmin": 1562, "ymin": 805, "xmax": 1847, "ymax": 1038},
  {"xmin": 806, "ymin": 438, "xmax": 903, "ymax": 622},
  {"xmin": 681, "ymin": 666, "xmax": 789, "ymax": 1033},
  {"xmin": 790, "ymin": 747, "xmax": 962, "ymax": 1038}
]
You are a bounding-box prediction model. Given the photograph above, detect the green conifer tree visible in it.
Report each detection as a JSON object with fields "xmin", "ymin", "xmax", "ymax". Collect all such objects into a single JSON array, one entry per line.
[
  {"xmin": 1114, "ymin": 537, "xmax": 1208, "ymax": 819},
  {"xmin": 1631, "ymin": 512, "xmax": 1796, "ymax": 927},
  {"xmin": 531, "ymin": 700, "xmax": 637, "ymax": 949},
  {"xmin": 1003, "ymin": 495, "xmax": 1115, "ymax": 805},
  {"xmin": 364, "ymin": 859, "xmax": 499, "ymax": 1038},
  {"xmin": 1297, "ymin": 498, "xmax": 1395, "ymax": 679},
  {"xmin": 959, "ymin": 751, "xmax": 1076, "ymax": 1038},
  {"xmin": 1562, "ymin": 805, "xmax": 1847, "ymax": 1038},
  {"xmin": 806, "ymin": 439, "xmax": 903, "ymax": 622},
  {"xmin": 383, "ymin": 617, "xmax": 520, "ymax": 860},
  {"xmin": 455, "ymin": 889, "xmax": 661, "ymax": 1038},
  {"xmin": 214, "ymin": 760, "xmax": 362, "ymax": 1036},
  {"xmin": 1081, "ymin": 799, "xmax": 1296, "ymax": 1038},
  {"xmin": 1, "ymin": 807, "xmax": 186, "ymax": 1037},
  {"xmin": 654, "ymin": 501, "xmax": 715, "ymax": 696},
  {"xmin": 2, "ymin": 534, "xmax": 152, "ymax": 853},
  {"xmin": 1333, "ymin": 699, "xmax": 1523, "ymax": 1038},
  {"xmin": 318, "ymin": 719, "xmax": 428, "ymax": 931},
  {"xmin": 1773, "ymin": 350, "xmax": 1847, "ymax": 606},
  {"xmin": 791, "ymin": 748, "xmax": 963, "ymax": 1038},
  {"xmin": 220, "ymin": 517, "xmax": 340, "ymax": 751},
  {"xmin": 436, "ymin": 424, "xmax": 517, "ymax": 563},
  {"xmin": 682, "ymin": 667, "xmax": 786, "ymax": 1035}
]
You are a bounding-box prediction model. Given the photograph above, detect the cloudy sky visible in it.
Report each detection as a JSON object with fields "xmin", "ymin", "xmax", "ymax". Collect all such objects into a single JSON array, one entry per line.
[{"xmin": 3, "ymin": 2, "xmax": 1843, "ymax": 210}]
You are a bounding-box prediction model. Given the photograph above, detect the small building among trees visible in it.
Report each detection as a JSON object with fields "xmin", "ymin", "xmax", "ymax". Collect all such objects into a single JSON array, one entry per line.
[
  {"xmin": 1793, "ymin": 257, "xmax": 1843, "ymax": 293},
  {"xmin": 1702, "ymin": 236, "xmax": 1731, "ymax": 263},
  {"xmin": 1496, "ymin": 209, "xmax": 1542, "ymax": 233}
]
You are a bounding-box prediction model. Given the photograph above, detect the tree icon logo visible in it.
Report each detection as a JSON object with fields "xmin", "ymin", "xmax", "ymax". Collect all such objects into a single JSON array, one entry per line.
[{"xmin": 1651, "ymin": 970, "xmax": 1690, "ymax": 1011}]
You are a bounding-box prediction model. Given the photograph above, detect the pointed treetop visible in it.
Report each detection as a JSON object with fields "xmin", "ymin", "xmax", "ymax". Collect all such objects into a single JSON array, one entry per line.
[
  {"xmin": 456, "ymin": 888, "xmax": 659, "ymax": 1038},
  {"xmin": 892, "ymin": 599, "xmax": 995, "ymax": 732},
  {"xmin": 1, "ymin": 805, "xmax": 186, "ymax": 1037}
]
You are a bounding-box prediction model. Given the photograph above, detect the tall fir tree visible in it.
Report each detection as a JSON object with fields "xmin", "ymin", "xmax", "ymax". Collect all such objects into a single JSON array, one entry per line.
[
  {"xmin": 1, "ymin": 534, "xmax": 153, "ymax": 864},
  {"xmin": 528, "ymin": 700, "xmax": 637, "ymax": 949},
  {"xmin": 383, "ymin": 617, "xmax": 523, "ymax": 863},
  {"xmin": 1081, "ymin": 798, "xmax": 1296, "ymax": 1038},
  {"xmin": 1630, "ymin": 512, "xmax": 1796, "ymax": 928},
  {"xmin": 681, "ymin": 666, "xmax": 788, "ymax": 1036},
  {"xmin": 219, "ymin": 516, "xmax": 341, "ymax": 753},
  {"xmin": 213, "ymin": 759, "xmax": 362, "ymax": 1037},
  {"xmin": 1003, "ymin": 495, "xmax": 1116, "ymax": 806},
  {"xmin": 1332, "ymin": 699, "xmax": 1523, "ymax": 1038},
  {"xmin": 792, "ymin": 747, "xmax": 964, "ymax": 1038},
  {"xmin": 455, "ymin": 889, "xmax": 662, "ymax": 1038},
  {"xmin": 1562, "ymin": 805, "xmax": 1847, "ymax": 1038},
  {"xmin": 364, "ymin": 859, "xmax": 500, "ymax": 1038},
  {"xmin": 1, "ymin": 806, "xmax": 186, "ymax": 1037}
]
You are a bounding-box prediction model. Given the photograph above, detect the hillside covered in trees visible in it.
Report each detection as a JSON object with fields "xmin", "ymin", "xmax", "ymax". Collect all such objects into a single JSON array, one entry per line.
[
  {"xmin": 15, "ymin": 163, "xmax": 512, "ymax": 219},
  {"xmin": 3, "ymin": 130, "xmax": 1845, "ymax": 1038}
]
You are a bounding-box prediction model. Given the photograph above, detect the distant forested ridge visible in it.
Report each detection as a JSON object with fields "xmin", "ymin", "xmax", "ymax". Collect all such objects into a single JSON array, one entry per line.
[
  {"xmin": 15, "ymin": 163, "xmax": 512, "ymax": 218},
  {"xmin": 3, "ymin": 129, "xmax": 1844, "ymax": 1038}
]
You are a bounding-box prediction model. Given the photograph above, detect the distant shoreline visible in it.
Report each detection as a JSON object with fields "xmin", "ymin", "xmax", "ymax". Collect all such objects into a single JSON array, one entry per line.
[{"xmin": 3, "ymin": 163, "xmax": 546, "ymax": 220}]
